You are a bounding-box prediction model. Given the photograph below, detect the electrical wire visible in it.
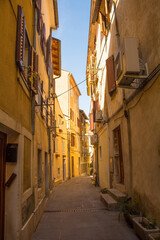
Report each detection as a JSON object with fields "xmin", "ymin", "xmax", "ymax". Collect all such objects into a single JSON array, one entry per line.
[{"xmin": 56, "ymin": 72, "xmax": 98, "ymax": 99}]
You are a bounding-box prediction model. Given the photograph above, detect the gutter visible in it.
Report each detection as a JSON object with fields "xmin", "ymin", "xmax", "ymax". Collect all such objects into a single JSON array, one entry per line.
[{"xmin": 53, "ymin": 0, "xmax": 59, "ymax": 29}]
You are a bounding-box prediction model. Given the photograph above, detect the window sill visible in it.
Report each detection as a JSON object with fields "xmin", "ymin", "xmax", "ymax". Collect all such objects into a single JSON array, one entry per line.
[
  {"xmin": 22, "ymin": 187, "xmax": 32, "ymax": 203},
  {"xmin": 17, "ymin": 73, "xmax": 30, "ymax": 99}
]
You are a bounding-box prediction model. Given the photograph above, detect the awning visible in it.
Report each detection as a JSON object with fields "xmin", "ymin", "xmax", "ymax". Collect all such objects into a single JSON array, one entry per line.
[{"xmin": 52, "ymin": 37, "xmax": 61, "ymax": 77}]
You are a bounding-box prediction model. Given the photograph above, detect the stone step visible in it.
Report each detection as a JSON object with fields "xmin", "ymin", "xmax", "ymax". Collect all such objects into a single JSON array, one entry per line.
[
  {"xmin": 100, "ymin": 193, "xmax": 118, "ymax": 210},
  {"xmin": 107, "ymin": 188, "xmax": 126, "ymax": 202}
]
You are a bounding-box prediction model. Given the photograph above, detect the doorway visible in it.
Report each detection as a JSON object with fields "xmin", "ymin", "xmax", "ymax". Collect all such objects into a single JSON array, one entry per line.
[
  {"xmin": 45, "ymin": 152, "xmax": 48, "ymax": 197},
  {"xmin": 0, "ymin": 132, "xmax": 6, "ymax": 240},
  {"xmin": 63, "ymin": 157, "xmax": 66, "ymax": 181},
  {"xmin": 72, "ymin": 156, "xmax": 74, "ymax": 177},
  {"xmin": 79, "ymin": 157, "xmax": 80, "ymax": 175},
  {"xmin": 113, "ymin": 126, "xmax": 124, "ymax": 184}
]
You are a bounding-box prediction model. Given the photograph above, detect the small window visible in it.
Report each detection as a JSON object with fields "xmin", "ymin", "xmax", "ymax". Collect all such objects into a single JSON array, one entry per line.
[
  {"xmin": 62, "ymin": 140, "xmax": 65, "ymax": 154},
  {"xmin": 55, "ymin": 138, "xmax": 58, "ymax": 153},
  {"xmin": 58, "ymin": 168, "xmax": 60, "ymax": 175},
  {"xmin": 71, "ymin": 134, "xmax": 75, "ymax": 147},
  {"xmin": 99, "ymin": 146, "xmax": 102, "ymax": 160}
]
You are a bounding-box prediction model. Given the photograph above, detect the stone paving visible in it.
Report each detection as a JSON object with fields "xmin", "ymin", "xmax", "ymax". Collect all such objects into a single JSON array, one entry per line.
[{"xmin": 31, "ymin": 177, "xmax": 139, "ymax": 240}]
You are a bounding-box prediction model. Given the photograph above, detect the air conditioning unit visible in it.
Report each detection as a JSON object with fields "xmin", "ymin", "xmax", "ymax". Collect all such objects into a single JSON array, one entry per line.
[
  {"xmin": 115, "ymin": 38, "xmax": 148, "ymax": 88},
  {"xmin": 96, "ymin": 110, "xmax": 103, "ymax": 121},
  {"xmin": 91, "ymin": 134, "xmax": 98, "ymax": 146}
]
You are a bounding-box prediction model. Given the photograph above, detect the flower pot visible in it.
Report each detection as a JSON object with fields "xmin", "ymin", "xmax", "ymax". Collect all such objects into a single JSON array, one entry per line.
[
  {"xmin": 133, "ymin": 217, "xmax": 159, "ymax": 240},
  {"xmin": 148, "ymin": 233, "xmax": 160, "ymax": 240},
  {"xmin": 124, "ymin": 213, "xmax": 137, "ymax": 228}
]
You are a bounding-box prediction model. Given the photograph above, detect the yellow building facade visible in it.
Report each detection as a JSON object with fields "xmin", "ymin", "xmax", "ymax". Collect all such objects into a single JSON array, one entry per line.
[
  {"xmin": 53, "ymin": 98, "xmax": 68, "ymax": 184},
  {"xmin": 0, "ymin": 0, "xmax": 60, "ymax": 239},
  {"xmin": 55, "ymin": 70, "xmax": 81, "ymax": 178},
  {"xmin": 69, "ymin": 74, "xmax": 81, "ymax": 178},
  {"xmin": 79, "ymin": 110, "xmax": 90, "ymax": 176}
]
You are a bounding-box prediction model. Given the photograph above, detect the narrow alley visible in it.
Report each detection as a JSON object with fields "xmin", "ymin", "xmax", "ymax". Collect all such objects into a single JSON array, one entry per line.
[
  {"xmin": 31, "ymin": 177, "xmax": 138, "ymax": 240},
  {"xmin": 1, "ymin": 0, "xmax": 160, "ymax": 239}
]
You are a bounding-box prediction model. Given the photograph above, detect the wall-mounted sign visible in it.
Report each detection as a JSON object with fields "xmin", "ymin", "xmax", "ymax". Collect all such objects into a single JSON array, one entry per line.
[{"xmin": 6, "ymin": 144, "xmax": 18, "ymax": 162}]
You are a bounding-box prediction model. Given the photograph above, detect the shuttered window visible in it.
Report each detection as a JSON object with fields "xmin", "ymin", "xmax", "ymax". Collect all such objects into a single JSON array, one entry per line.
[
  {"xmin": 99, "ymin": 12, "xmax": 107, "ymax": 36},
  {"xmin": 37, "ymin": 9, "xmax": 42, "ymax": 34},
  {"xmin": 33, "ymin": 50, "xmax": 39, "ymax": 93},
  {"xmin": 34, "ymin": 0, "xmax": 42, "ymax": 35},
  {"xmin": 55, "ymin": 138, "xmax": 58, "ymax": 153},
  {"xmin": 70, "ymin": 109, "xmax": 74, "ymax": 121},
  {"xmin": 71, "ymin": 134, "xmax": 76, "ymax": 147},
  {"xmin": 16, "ymin": 5, "xmax": 26, "ymax": 71},
  {"xmin": 41, "ymin": 22, "xmax": 46, "ymax": 57},
  {"xmin": 16, "ymin": 5, "xmax": 37, "ymax": 91},
  {"xmin": 41, "ymin": 81, "xmax": 44, "ymax": 116},
  {"xmin": 106, "ymin": 55, "xmax": 116, "ymax": 96},
  {"xmin": 89, "ymin": 113, "xmax": 94, "ymax": 131},
  {"xmin": 46, "ymin": 35, "xmax": 51, "ymax": 76},
  {"xmin": 77, "ymin": 118, "xmax": 80, "ymax": 128},
  {"xmin": 34, "ymin": 0, "xmax": 41, "ymax": 10}
]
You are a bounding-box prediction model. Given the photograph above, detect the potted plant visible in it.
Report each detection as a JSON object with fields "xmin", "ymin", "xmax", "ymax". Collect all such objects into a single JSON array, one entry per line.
[
  {"xmin": 123, "ymin": 201, "xmax": 140, "ymax": 227},
  {"xmin": 148, "ymin": 233, "xmax": 160, "ymax": 240},
  {"xmin": 101, "ymin": 188, "xmax": 108, "ymax": 194},
  {"xmin": 133, "ymin": 216, "xmax": 159, "ymax": 240},
  {"xmin": 118, "ymin": 198, "xmax": 140, "ymax": 227}
]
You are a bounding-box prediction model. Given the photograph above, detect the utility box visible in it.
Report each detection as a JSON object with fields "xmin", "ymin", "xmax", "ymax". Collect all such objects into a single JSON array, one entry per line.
[
  {"xmin": 95, "ymin": 110, "xmax": 103, "ymax": 121},
  {"xmin": 123, "ymin": 37, "xmax": 140, "ymax": 74},
  {"xmin": 91, "ymin": 134, "xmax": 98, "ymax": 146}
]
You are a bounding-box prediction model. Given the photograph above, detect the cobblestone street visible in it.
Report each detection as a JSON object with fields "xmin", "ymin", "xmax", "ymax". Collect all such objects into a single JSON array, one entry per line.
[{"xmin": 31, "ymin": 177, "xmax": 138, "ymax": 240}]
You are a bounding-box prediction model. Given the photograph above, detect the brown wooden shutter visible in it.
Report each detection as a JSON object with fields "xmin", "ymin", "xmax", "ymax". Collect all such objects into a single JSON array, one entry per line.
[
  {"xmin": 41, "ymin": 21, "xmax": 46, "ymax": 56},
  {"xmin": 43, "ymin": 23, "xmax": 46, "ymax": 57},
  {"xmin": 95, "ymin": 99, "xmax": 99, "ymax": 111},
  {"xmin": 37, "ymin": 9, "xmax": 41, "ymax": 35},
  {"xmin": 34, "ymin": 0, "xmax": 41, "ymax": 10},
  {"xmin": 50, "ymin": 108, "xmax": 52, "ymax": 127},
  {"xmin": 33, "ymin": 51, "xmax": 39, "ymax": 94},
  {"xmin": 100, "ymin": 12, "xmax": 107, "ymax": 36},
  {"xmin": 89, "ymin": 113, "xmax": 94, "ymax": 131},
  {"xmin": 40, "ymin": 21, "xmax": 43, "ymax": 49},
  {"xmin": 46, "ymin": 36, "xmax": 51, "ymax": 75},
  {"xmin": 41, "ymin": 81, "xmax": 43, "ymax": 116},
  {"xmin": 93, "ymin": 100, "xmax": 96, "ymax": 122},
  {"xmin": 46, "ymin": 99, "xmax": 48, "ymax": 126},
  {"xmin": 16, "ymin": 5, "xmax": 26, "ymax": 71},
  {"xmin": 106, "ymin": 55, "xmax": 116, "ymax": 96},
  {"xmin": 28, "ymin": 46, "xmax": 33, "ymax": 88}
]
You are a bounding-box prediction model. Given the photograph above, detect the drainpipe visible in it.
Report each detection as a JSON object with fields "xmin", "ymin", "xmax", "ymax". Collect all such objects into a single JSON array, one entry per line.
[
  {"xmin": 31, "ymin": 8, "xmax": 37, "ymax": 135},
  {"xmin": 68, "ymin": 74, "xmax": 71, "ymax": 179},
  {"xmin": 114, "ymin": 3, "xmax": 133, "ymax": 196},
  {"xmin": 48, "ymin": 28, "xmax": 61, "ymax": 189},
  {"xmin": 96, "ymin": 144, "xmax": 99, "ymax": 186}
]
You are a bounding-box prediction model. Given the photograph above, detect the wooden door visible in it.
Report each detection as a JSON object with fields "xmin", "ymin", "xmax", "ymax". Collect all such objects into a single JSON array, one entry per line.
[
  {"xmin": 0, "ymin": 132, "xmax": 6, "ymax": 240},
  {"xmin": 72, "ymin": 156, "xmax": 74, "ymax": 177},
  {"xmin": 117, "ymin": 127, "xmax": 124, "ymax": 184},
  {"xmin": 113, "ymin": 127, "xmax": 124, "ymax": 184},
  {"xmin": 63, "ymin": 157, "xmax": 66, "ymax": 181}
]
